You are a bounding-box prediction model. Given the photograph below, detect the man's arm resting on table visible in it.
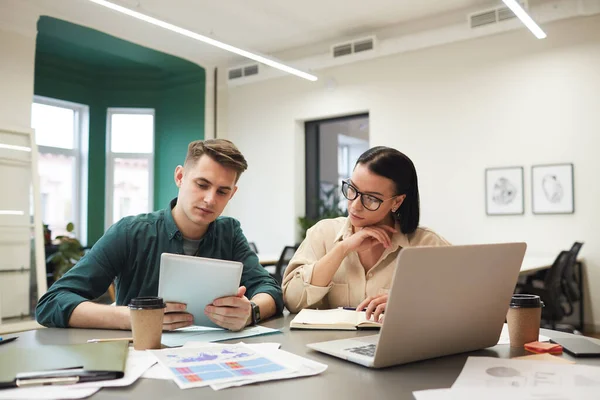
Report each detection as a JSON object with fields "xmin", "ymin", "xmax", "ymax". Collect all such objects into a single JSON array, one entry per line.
[
  {"xmin": 68, "ymin": 302, "xmax": 131, "ymax": 330},
  {"xmin": 69, "ymin": 301, "xmax": 194, "ymax": 331}
]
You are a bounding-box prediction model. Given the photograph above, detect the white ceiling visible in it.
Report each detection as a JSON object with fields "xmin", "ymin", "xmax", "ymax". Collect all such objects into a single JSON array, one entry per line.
[
  {"xmin": 8, "ymin": 0, "xmax": 535, "ymax": 68},
  {"xmin": 119, "ymin": 0, "xmax": 498, "ymax": 53}
]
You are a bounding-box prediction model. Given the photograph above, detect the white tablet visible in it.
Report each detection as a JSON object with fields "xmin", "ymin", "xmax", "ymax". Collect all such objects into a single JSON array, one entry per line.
[{"xmin": 158, "ymin": 253, "xmax": 243, "ymax": 328}]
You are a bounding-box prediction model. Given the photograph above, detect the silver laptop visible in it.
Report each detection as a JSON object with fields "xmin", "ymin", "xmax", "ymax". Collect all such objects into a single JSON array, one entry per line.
[{"xmin": 307, "ymin": 242, "xmax": 527, "ymax": 368}]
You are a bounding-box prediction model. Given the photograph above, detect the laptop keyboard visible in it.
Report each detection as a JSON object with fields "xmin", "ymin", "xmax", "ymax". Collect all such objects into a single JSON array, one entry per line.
[{"xmin": 345, "ymin": 344, "xmax": 376, "ymax": 357}]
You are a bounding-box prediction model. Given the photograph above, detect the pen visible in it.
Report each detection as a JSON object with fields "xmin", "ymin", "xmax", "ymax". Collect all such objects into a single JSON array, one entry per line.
[
  {"xmin": 87, "ymin": 337, "xmax": 133, "ymax": 343},
  {"xmin": 0, "ymin": 337, "xmax": 18, "ymax": 345},
  {"xmin": 342, "ymin": 307, "xmax": 367, "ymax": 311}
]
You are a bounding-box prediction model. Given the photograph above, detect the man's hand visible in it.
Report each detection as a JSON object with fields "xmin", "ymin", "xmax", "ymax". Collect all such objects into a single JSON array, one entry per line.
[
  {"xmin": 163, "ymin": 302, "xmax": 193, "ymax": 331},
  {"xmin": 357, "ymin": 294, "xmax": 388, "ymax": 322},
  {"xmin": 205, "ymin": 286, "xmax": 252, "ymax": 331}
]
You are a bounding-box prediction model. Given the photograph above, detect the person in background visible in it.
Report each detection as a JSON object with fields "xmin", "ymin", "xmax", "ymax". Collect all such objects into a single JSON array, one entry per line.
[
  {"xmin": 36, "ymin": 139, "xmax": 283, "ymax": 332},
  {"xmin": 283, "ymin": 146, "xmax": 449, "ymax": 321}
]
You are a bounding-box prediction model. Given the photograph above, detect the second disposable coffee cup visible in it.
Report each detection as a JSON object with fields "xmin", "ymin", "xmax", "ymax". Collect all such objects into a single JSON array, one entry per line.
[
  {"xmin": 129, "ymin": 296, "xmax": 166, "ymax": 350},
  {"xmin": 506, "ymin": 294, "xmax": 543, "ymax": 348}
]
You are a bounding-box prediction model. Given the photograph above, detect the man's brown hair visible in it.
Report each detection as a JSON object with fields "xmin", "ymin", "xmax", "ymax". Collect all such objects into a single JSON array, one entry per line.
[{"xmin": 184, "ymin": 139, "xmax": 248, "ymax": 181}]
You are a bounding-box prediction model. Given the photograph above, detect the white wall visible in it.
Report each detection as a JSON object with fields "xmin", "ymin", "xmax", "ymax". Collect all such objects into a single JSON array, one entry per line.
[
  {"xmin": 223, "ymin": 15, "xmax": 600, "ymax": 330},
  {"xmin": 0, "ymin": 27, "xmax": 36, "ymax": 127}
]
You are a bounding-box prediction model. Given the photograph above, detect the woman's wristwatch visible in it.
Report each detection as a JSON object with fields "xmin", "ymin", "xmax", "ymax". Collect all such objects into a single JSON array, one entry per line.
[{"xmin": 250, "ymin": 301, "xmax": 261, "ymax": 325}]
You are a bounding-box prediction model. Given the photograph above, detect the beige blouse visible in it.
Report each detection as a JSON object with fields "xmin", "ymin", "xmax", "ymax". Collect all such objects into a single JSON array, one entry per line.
[{"xmin": 282, "ymin": 217, "xmax": 450, "ymax": 313}]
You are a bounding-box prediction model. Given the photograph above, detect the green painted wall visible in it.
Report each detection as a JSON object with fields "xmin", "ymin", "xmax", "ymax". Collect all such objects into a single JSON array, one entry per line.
[{"xmin": 34, "ymin": 17, "xmax": 205, "ymax": 246}]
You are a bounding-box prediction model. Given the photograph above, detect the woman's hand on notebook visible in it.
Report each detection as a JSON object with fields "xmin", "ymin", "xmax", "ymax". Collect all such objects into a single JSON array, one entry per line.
[
  {"xmin": 163, "ymin": 302, "xmax": 194, "ymax": 331},
  {"xmin": 357, "ymin": 294, "xmax": 388, "ymax": 322}
]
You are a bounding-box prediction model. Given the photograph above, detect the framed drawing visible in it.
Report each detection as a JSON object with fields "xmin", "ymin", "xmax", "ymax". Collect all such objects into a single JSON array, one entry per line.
[
  {"xmin": 532, "ymin": 163, "xmax": 574, "ymax": 214},
  {"xmin": 485, "ymin": 166, "xmax": 524, "ymax": 215}
]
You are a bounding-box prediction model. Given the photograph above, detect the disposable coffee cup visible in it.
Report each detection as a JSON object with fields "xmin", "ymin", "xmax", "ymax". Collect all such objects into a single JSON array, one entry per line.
[
  {"xmin": 128, "ymin": 296, "xmax": 166, "ymax": 350},
  {"xmin": 506, "ymin": 294, "xmax": 544, "ymax": 348}
]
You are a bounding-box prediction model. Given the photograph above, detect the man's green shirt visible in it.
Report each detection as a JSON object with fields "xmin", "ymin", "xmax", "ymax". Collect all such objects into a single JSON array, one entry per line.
[{"xmin": 36, "ymin": 199, "xmax": 283, "ymax": 327}]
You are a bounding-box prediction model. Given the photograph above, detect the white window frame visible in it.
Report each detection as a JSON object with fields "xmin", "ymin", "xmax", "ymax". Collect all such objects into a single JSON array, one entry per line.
[
  {"xmin": 105, "ymin": 108, "xmax": 155, "ymax": 230},
  {"xmin": 33, "ymin": 95, "xmax": 89, "ymax": 246}
]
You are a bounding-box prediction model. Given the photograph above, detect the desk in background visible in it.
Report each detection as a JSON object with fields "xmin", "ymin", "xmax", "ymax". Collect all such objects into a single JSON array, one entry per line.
[
  {"xmin": 258, "ymin": 253, "xmax": 280, "ymax": 267},
  {"xmin": 3, "ymin": 314, "xmax": 600, "ymax": 400},
  {"xmin": 258, "ymin": 253, "xmax": 280, "ymax": 276}
]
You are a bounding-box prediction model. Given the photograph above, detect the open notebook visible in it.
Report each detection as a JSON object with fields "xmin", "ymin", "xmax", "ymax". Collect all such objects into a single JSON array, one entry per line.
[{"xmin": 290, "ymin": 308, "xmax": 382, "ymax": 330}]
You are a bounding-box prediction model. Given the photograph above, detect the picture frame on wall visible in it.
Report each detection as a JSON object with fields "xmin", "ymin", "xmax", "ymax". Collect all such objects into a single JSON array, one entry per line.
[
  {"xmin": 485, "ymin": 166, "xmax": 524, "ymax": 216},
  {"xmin": 532, "ymin": 163, "xmax": 574, "ymax": 214}
]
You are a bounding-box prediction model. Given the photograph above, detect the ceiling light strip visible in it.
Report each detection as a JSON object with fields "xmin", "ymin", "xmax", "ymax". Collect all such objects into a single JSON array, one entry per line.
[
  {"xmin": 502, "ymin": 0, "xmax": 547, "ymax": 39},
  {"xmin": 88, "ymin": 0, "xmax": 318, "ymax": 81}
]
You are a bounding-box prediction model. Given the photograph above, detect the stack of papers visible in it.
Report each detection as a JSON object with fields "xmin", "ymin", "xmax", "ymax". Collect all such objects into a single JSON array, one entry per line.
[
  {"xmin": 413, "ymin": 356, "xmax": 600, "ymax": 399},
  {"xmin": 147, "ymin": 342, "xmax": 327, "ymax": 390}
]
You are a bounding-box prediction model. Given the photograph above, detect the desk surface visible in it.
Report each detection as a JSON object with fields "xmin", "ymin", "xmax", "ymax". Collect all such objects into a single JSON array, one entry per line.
[
  {"xmin": 258, "ymin": 253, "xmax": 280, "ymax": 266},
  {"xmin": 520, "ymin": 256, "xmax": 556, "ymax": 274},
  {"xmin": 2, "ymin": 315, "xmax": 600, "ymax": 400}
]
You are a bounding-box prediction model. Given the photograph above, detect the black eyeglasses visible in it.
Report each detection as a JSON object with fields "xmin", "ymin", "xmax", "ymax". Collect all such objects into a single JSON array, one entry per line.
[{"xmin": 341, "ymin": 180, "xmax": 398, "ymax": 211}]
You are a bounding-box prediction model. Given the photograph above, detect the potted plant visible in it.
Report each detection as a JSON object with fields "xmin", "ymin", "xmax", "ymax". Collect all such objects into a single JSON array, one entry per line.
[
  {"xmin": 47, "ymin": 222, "xmax": 84, "ymax": 281},
  {"xmin": 298, "ymin": 184, "xmax": 347, "ymax": 240}
]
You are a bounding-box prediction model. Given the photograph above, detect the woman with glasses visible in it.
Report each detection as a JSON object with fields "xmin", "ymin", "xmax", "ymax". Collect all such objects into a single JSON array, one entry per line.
[{"xmin": 282, "ymin": 146, "xmax": 449, "ymax": 321}]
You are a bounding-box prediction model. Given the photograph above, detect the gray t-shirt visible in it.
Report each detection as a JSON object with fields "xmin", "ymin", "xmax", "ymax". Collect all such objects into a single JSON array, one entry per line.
[{"xmin": 182, "ymin": 237, "xmax": 202, "ymax": 256}]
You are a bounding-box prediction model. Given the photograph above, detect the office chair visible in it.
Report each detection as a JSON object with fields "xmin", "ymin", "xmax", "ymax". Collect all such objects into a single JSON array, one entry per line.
[
  {"xmin": 248, "ymin": 242, "xmax": 259, "ymax": 254},
  {"xmin": 272, "ymin": 245, "xmax": 299, "ymax": 284},
  {"xmin": 516, "ymin": 250, "xmax": 578, "ymax": 333},
  {"xmin": 561, "ymin": 242, "xmax": 584, "ymax": 316}
]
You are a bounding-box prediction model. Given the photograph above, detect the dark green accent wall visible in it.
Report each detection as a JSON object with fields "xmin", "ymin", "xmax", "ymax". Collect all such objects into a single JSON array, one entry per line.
[{"xmin": 34, "ymin": 17, "xmax": 205, "ymax": 246}]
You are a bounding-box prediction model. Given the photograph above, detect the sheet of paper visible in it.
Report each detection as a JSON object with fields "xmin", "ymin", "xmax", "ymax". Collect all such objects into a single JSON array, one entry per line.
[
  {"xmin": 0, "ymin": 387, "xmax": 99, "ymax": 400},
  {"xmin": 142, "ymin": 363, "xmax": 172, "ymax": 380},
  {"xmin": 76, "ymin": 348, "xmax": 156, "ymax": 388},
  {"xmin": 210, "ymin": 348, "xmax": 327, "ymax": 390},
  {"xmin": 496, "ymin": 323, "xmax": 551, "ymax": 345},
  {"xmin": 142, "ymin": 343, "xmax": 283, "ymax": 380},
  {"xmin": 174, "ymin": 325, "xmax": 224, "ymax": 333},
  {"xmin": 291, "ymin": 309, "xmax": 360, "ymax": 326},
  {"xmin": 161, "ymin": 325, "xmax": 281, "ymax": 348},
  {"xmin": 414, "ymin": 388, "xmax": 600, "ymax": 400},
  {"xmin": 184, "ymin": 341, "xmax": 282, "ymax": 352},
  {"xmin": 148, "ymin": 343, "xmax": 295, "ymax": 389},
  {"xmin": 453, "ymin": 356, "xmax": 600, "ymax": 389},
  {"xmin": 512, "ymin": 353, "xmax": 575, "ymax": 364}
]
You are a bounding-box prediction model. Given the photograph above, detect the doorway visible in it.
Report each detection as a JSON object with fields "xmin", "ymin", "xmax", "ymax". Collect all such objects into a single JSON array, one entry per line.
[{"xmin": 304, "ymin": 113, "xmax": 369, "ymax": 222}]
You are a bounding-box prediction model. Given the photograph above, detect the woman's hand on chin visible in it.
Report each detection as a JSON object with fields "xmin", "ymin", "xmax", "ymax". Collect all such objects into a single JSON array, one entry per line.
[{"xmin": 342, "ymin": 225, "xmax": 397, "ymax": 254}]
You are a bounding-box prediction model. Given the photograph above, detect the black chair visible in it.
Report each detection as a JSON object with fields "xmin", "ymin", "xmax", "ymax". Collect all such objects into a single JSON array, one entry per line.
[
  {"xmin": 561, "ymin": 242, "xmax": 584, "ymax": 317},
  {"xmin": 272, "ymin": 245, "xmax": 299, "ymax": 284},
  {"xmin": 516, "ymin": 250, "xmax": 578, "ymax": 333},
  {"xmin": 248, "ymin": 242, "xmax": 259, "ymax": 254}
]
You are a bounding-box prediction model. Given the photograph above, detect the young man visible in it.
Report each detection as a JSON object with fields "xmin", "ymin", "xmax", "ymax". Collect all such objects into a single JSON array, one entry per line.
[{"xmin": 36, "ymin": 139, "xmax": 282, "ymax": 331}]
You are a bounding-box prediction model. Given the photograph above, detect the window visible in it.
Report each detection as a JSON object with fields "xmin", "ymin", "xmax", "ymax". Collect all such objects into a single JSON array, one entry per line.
[
  {"xmin": 105, "ymin": 109, "xmax": 154, "ymax": 228},
  {"xmin": 31, "ymin": 97, "xmax": 89, "ymax": 244}
]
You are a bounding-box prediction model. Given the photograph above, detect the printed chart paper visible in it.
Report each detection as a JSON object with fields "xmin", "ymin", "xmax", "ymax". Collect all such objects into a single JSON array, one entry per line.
[{"xmin": 149, "ymin": 344, "xmax": 294, "ymax": 389}]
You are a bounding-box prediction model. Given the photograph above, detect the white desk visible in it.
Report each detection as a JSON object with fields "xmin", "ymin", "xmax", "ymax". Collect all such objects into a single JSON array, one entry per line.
[
  {"xmin": 258, "ymin": 253, "xmax": 280, "ymax": 267},
  {"xmin": 519, "ymin": 256, "xmax": 556, "ymax": 275}
]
